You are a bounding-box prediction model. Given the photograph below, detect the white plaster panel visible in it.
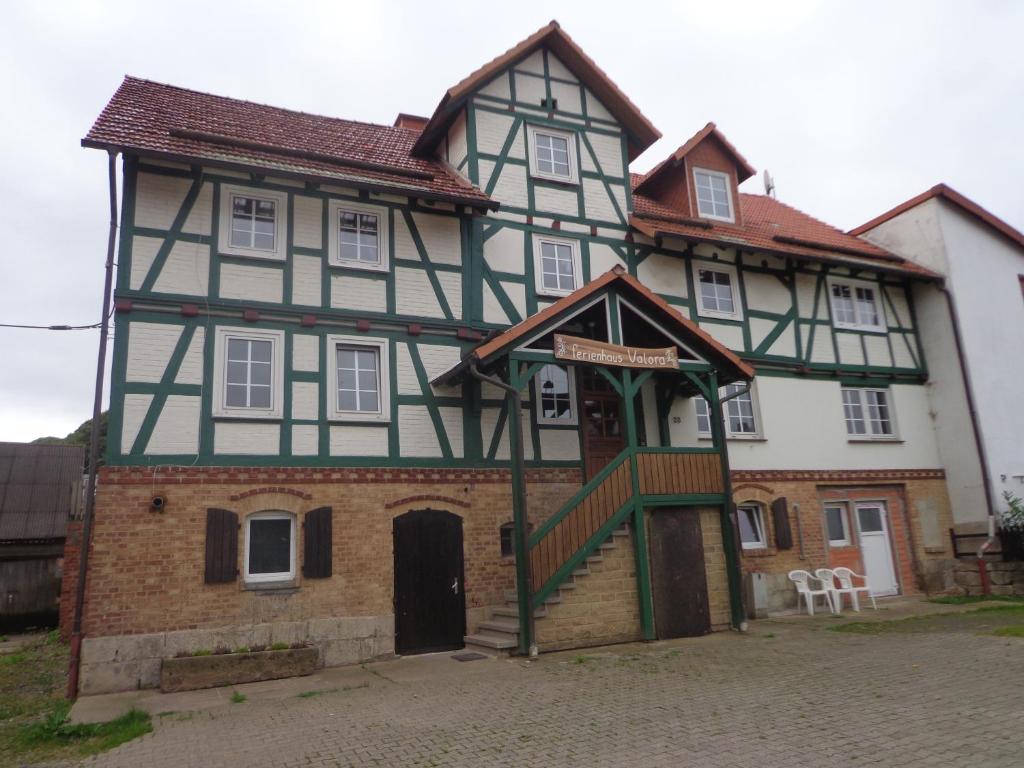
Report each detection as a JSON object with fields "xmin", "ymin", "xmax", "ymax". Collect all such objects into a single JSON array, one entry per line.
[
  {"xmin": 153, "ymin": 242, "xmax": 209, "ymax": 296},
  {"xmin": 582, "ymin": 178, "xmax": 624, "ymax": 223},
  {"xmin": 637, "ymin": 252, "xmax": 686, "ymax": 297},
  {"xmin": 516, "ymin": 50, "xmax": 545, "ymax": 75},
  {"xmin": 146, "ymin": 395, "xmax": 200, "ymax": 455},
  {"xmin": 437, "ymin": 271, "xmax": 463, "ymax": 319},
  {"xmin": 794, "ymin": 274, "xmax": 819, "ymax": 319},
  {"xmin": 475, "ymin": 111, "xmax": 517, "ymax": 156},
  {"xmin": 292, "ymin": 382, "xmax": 319, "ymax": 421},
  {"xmin": 478, "ymin": 73, "xmax": 511, "ymax": 100},
  {"xmin": 504, "ymin": 281, "xmax": 527, "ymax": 319},
  {"xmin": 809, "ymin": 327, "xmax": 836, "ymax": 364},
  {"xmin": 134, "ymin": 172, "xmax": 190, "ymax": 231},
  {"xmin": 766, "ymin": 326, "xmax": 797, "ymax": 358},
  {"xmin": 396, "ymin": 343, "xmax": 417, "ymax": 395},
  {"xmin": 835, "ymin": 332, "xmax": 865, "ymax": 365},
  {"xmin": 330, "ymin": 274, "xmax": 387, "ymax": 312},
  {"xmin": 439, "ymin": 407, "xmax": 464, "ymax": 458},
  {"xmin": 585, "ymin": 132, "xmax": 624, "ymax": 177},
  {"xmin": 126, "ymin": 322, "xmax": 182, "ymax": 383},
  {"xmin": 220, "ymin": 263, "xmax": 283, "ymax": 304},
  {"xmin": 490, "ymin": 163, "xmax": 528, "ymax": 209},
  {"xmin": 864, "ymin": 334, "xmax": 892, "ymax": 368},
  {"xmin": 330, "ymin": 425, "xmax": 388, "ymax": 456},
  {"xmin": 121, "ymin": 394, "xmax": 153, "ymax": 452},
  {"xmin": 533, "ymin": 184, "xmax": 579, "ymax": 217},
  {"xmin": 484, "ymin": 226, "xmax": 526, "ymax": 274},
  {"xmin": 175, "ymin": 327, "xmax": 205, "ymax": 385},
  {"xmin": 214, "ymin": 422, "xmax": 280, "ymax": 455},
  {"xmin": 539, "ymin": 429, "xmax": 581, "ymax": 460},
  {"xmin": 550, "ymin": 80, "xmax": 582, "ymax": 114},
  {"xmin": 182, "ymin": 182, "xmax": 213, "ymax": 236},
  {"xmin": 398, "ymin": 405, "xmax": 441, "ymax": 457},
  {"xmin": 883, "ymin": 286, "xmax": 911, "ymax": 327},
  {"xmin": 749, "ymin": 317, "xmax": 778, "ymax": 353},
  {"xmin": 292, "ymin": 334, "xmax": 319, "ymax": 372},
  {"xmin": 129, "ymin": 236, "xmax": 161, "ymax": 290},
  {"xmin": 699, "ymin": 321, "xmax": 745, "ymax": 351},
  {"xmin": 293, "ymin": 195, "xmax": 323, "ymax": 249},
  {"xmin": 892, "ymin": 333, "xmax": 918, "ymax": 369},
  {"xmin": 292, "ymin": 424, "xmax": 319, "ymax": 456},
  {"xmin": 412, "ymin": 212, "xmax": 461, "ymax": 266},
  {"xmin": 395, "ymin": 268, "xmax": 444, "ymax": 318},
  {"xmin": 514, "ymin": 72, "xmax": 546, "ymax": 105},
  {"xmin": 416, "ymin": 344, "xmax": 463, "ymax": 384},
  {"xmin": 292, "ymin": 254, "xmax": 322, "ymax": 306},
  {"xmin": 393, "ymin": 210, "xmax": 418, "ymax": 262},
  {"xmin": 589, "ymin": 244, "xmax": 626, "ymax": 276},
  {"xmin": 485, "ymin": 408, "xmax": 534, "ymax": 461},
  {"xmin": 743, "ymin": 271, "xmax": 792, "ymax": 315},
  {"xmin": 546, "ymin": 54, "xmax": 577, "ymax": 82},
  {"xmin": 483, "ymin": 283, "xmax": 510, "ymax": 324},
  {"xmin": 582, "ymin": 88, "xmax": 614, "ymax": 121}
]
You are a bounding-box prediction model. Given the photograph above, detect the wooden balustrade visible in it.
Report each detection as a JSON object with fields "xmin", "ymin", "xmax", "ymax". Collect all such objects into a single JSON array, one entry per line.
[{"xmin": 636, "ymin": 451, "xmax": 722, "ymax": 496}]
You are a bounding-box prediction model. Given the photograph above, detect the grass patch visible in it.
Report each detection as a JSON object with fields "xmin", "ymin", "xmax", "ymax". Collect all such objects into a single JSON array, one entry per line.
[
  {"xmin": 230, "ymin": 691, "xmax": 246, "ymax": 704},
  {"xmin": 831, "ymin": 604, "xmax": 1024, "ymax": 634},
  {"xmin": 1, "ymin": 632, "xmax": 152, "ymax": 763},
  {"xmin": 993, "ymin": 625, "xmax": 1024, "ymax": 638},
  {"xmin": 573, "ymin": 655, "xmax": 591, "ymax": 665},
  {"xmin": 269, "ymin": 642, "xmax": 290, "ymax": 651},
  {"xmin": 929, "ymin": 595, "xmax": 1024, "ymax": 605}
]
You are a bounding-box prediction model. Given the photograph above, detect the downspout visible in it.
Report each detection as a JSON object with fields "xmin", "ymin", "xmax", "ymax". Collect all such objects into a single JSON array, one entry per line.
[
  {"xmin": 940, "ymin": 285, "xmax": 997, "ymax": 593},
  {"xmin": 716, "ymin": 380, "xmax": 752, "ymax": 631},
  {"xmin": 467, "ymin": 360, "xmax": 537, "ymax": 657},
  {"xmin": 67, "ymin": 150, "xmax": 119, "ymax": 699}
]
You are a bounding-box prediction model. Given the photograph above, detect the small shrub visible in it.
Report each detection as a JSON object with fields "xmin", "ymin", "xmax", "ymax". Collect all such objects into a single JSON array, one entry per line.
[
  {"xmin": 0, "ymin": 653, "xmax": 27, "ymax": 666},
  {"xmin": 233, "ymin": 646, "xmax": 250, "ymax": 655},
  {"xmin": 230, "ymin": 691, "xmax": 246, "ymax": 704},
  {"xmin": 191, "ymin": 649, "xmax": 212, "ymax": 657},
  {"xmin": 269, "ymin": 642, "xmax": 289, "ymax": 651}
]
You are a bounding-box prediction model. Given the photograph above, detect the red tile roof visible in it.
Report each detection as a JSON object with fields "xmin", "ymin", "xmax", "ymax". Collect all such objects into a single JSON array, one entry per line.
[
  {"xmin": 412, "ymin": 21, "xmax": 661, "ymax": 161},
  {"xmin": 850, "ymin": 183, "xmax": 1024, "ymax": 252},
  {"xmin": 83, "ymin": 77, "xmax": 495, "ymax": 209},
  {"xmin": 635, "ymin": 122, "xmax": 756, "ymax": 193},
  {"xmin": 630, "ymin": 176, "xmax": 939, "ymax": 279}
]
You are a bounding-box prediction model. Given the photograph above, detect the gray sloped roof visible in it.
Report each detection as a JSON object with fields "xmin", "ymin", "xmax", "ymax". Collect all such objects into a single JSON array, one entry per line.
[{"xmin": 0, "ymin": 442, "xmax": 84, "ymax": 541}]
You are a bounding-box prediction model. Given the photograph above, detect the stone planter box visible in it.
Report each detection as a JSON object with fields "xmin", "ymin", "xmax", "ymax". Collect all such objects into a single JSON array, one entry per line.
[{"xmin": 160, "ymin": 647, "xmax": 319, "ymax": 693}]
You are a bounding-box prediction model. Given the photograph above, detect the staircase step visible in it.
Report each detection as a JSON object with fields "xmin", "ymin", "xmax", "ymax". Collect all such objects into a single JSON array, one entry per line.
[
  {"xmin": 572, "ymin": 567, "xmax": 590, "ymax": 577},
  {"xmin": 479, "ymin": 618, "xmax": 520, "ymax": 635},
  {"xmin": 464, "ymin": 633, "xmax": 517, "ymax": 651},
  {"xmin": 492, "ymin": 605, "xmax": 547, "ymax": 620},
  {"xmin": 612, "ymin": 527, "xmax": 630, "ymax": 538}
]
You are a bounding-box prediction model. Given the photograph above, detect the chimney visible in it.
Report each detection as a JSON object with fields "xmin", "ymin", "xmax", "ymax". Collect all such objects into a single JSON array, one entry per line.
[{"xmin": 394, "ymin": 113, "xmax": 430, "ymax": 132}]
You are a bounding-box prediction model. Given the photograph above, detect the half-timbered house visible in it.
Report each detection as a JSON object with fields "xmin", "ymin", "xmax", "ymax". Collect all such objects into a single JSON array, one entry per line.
[{"xmin": 68, "ymin": 21, "xmax": 956, "ymax": 694}]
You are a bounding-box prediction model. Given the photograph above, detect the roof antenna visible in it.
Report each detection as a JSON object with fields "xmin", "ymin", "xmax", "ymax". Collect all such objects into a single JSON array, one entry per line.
[{"xmin": 763, "ymin": 170, "xmax": 776, "ymax": 198}]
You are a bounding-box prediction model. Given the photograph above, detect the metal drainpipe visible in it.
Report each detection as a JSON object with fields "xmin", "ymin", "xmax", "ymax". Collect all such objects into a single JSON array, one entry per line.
[
  {"xmin": 940, "ymin": 285, "xmax": 998, "ymax": 593},
  {"xmin": 467, "ymin": 360, "xmax": 537, "ymax": 657},
  {"xmin": 717, "ymin": 380, "xmax": 752, "ymax": 631},
  {"xmin": 67, "ymin": 150, "xmax": 119, "ymax": 699}
]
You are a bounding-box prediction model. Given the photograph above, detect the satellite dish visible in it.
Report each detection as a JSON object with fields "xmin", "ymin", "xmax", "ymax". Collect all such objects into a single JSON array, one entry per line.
[{"xmin": 763, "ymin": 170, "xmax": 776, "ymax": 198}]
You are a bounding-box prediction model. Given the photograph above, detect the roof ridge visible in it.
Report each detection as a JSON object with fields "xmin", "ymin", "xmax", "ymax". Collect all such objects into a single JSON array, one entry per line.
[{"xmin": 121, "ymin": 75, "xmax": 419, "ymax": 135}]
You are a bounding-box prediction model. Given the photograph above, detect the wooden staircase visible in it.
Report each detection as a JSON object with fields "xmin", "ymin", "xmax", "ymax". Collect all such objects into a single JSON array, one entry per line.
[{"xmin": 463, "ymin": 524, "xmax": 631, "ymax": 656}]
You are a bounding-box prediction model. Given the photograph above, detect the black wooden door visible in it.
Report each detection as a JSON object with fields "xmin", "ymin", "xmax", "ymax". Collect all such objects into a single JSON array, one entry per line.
[
  {"xmin": 393, "ymin": 508, "xmax": 466, "ymax": 655},
  {"xmin": 649, "ymin": 508, "xmax": 711, "ymax": 639}
]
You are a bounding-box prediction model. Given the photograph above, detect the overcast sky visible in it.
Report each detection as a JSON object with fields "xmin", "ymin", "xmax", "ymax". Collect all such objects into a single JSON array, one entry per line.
[{"xmin": 1, "ymin": 0, "xmax": 1022, "ymax": 443}]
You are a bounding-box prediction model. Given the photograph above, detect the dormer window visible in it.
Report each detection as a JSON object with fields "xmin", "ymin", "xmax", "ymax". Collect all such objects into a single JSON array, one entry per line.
[
  {"xmin": 693, "ymin": 168, "xmax": 734, "ymax": 222},
  {"xmin": 527, "ymin": 125, "xmax": 578, "ymax": 184}
]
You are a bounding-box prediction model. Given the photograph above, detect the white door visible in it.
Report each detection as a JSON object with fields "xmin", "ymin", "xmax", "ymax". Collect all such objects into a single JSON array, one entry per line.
[{"xmin": 855, "ymin": 503, "xmax": 899, "ymax": 596}]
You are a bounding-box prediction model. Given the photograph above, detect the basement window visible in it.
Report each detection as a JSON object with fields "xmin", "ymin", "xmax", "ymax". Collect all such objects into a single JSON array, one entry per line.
[
  {"xmin": 245, "ymin": 511, "xmax": 295, "ymax": 583},
  {"xmin": 825, "ymin": 504, "xmax": 851, "ymax": 546},
  {"xmin": 737, "ymin": 503, "xmax": 767, "ymax": 550},
  {"xmin": 500, "ymin": 521, "xmax": 534, "ymax": 558}
]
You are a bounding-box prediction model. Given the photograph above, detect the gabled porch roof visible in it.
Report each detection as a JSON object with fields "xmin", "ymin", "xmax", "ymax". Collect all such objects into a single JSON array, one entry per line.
[{"xmin": 435, "ymin": 266, "xmax": 755, "ymax": 386}]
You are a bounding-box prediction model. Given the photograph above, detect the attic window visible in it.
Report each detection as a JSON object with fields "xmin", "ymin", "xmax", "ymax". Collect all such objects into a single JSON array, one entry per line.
[
  {"xmin": 693, "ymin": 168, "xmax": 734, "ymax": 222},
  {"xmin": 527, "ymin": 125, "xmax": 577, "ymax": 184}
]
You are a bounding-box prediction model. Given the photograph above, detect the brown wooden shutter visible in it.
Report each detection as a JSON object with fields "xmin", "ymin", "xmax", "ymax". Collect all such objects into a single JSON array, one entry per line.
[
  {"xmin": 771, "ymin": 497, "xmax": 793, "ymax": 550},
  {"xmin": 204, "ymin": 508, "xmax": 238, "ymax": 584},
  {"xmin": 303, "ymin": 506, "xmax": 333, "ymax": 578}
]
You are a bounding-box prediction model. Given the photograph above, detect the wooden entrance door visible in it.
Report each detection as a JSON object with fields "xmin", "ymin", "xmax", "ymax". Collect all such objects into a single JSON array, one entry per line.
[
  {"xmin": 393, "ymin": 509, "xmax": 466, "ymax": 654},
  {"xmin": 649, "ymin": 508, "xmax": 711, "ymax": 639},
  {"xmin": 579, "ymin": 368, "xmax": 626, "ymax": 480}
]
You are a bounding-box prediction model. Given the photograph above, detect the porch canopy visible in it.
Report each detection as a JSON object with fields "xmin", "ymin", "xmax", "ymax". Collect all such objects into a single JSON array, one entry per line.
[{"xmin": 436, "ymin": 266, "xmax": 755, "ymax": 652}]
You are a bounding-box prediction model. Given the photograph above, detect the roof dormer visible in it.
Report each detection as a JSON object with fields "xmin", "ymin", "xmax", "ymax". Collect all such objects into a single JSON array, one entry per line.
[{"xmin": 634, "ymin": 122, "xmax": 755, "ymax": 226}]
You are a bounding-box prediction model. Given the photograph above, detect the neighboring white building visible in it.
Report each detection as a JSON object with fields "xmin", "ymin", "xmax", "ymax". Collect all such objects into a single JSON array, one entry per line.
[{"xmin": 854, "ymin": 184, "xmax": 1024, "ymax": 530}]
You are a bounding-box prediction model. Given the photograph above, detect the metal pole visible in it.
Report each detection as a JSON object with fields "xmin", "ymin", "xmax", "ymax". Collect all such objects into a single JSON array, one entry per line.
[
  {"xmin": 468, "ymin": 360, "xmax": 536, "ymax": 657},
  {"xmin": 67, "ymin": 150, "xmax": 119, "ymax": 699}
]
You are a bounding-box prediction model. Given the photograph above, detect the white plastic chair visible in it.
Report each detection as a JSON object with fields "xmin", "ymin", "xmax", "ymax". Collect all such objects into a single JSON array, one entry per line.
[
  {"xmin": 788, "ymin": 570, "xmax": 837, "ymax": 616},
  {"xmin": 831, "ymin": 567, "xmax": 877, "ymax": 611},
  {"xmin": 814, "ymin": 568, "xmax": 842, "ymax": 614}
]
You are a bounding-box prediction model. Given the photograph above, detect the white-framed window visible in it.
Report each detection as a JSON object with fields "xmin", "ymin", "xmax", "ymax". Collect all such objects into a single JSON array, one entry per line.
[
  {"xmin": 527, "ymin": 125, "xmax": 578, "ymax": 184},
  {"xmin": 328, "ymin": 201, "xmax": 389, "ymax": 272},
  {"xmin": 827, "ymin": 277, "xmax": 885, "ymax": 332},
  {"xmin": 841, "ymin": 387, "xmax": 897, "ymax": 439},
  {"xmin": 693, "ymin": 168, "xmax": 734, "ymax": 222},
  {"xmin": 695, "ymin": 382, "xmax": 762, "ymax": 439},
  {"xmin": 736, "ymin": 503, "xmax": 767, "ymax": 550},
  {"xmin": 217, "ymin": 184, "xmax": 288, "ymax": 261},
  {"xmin": 692, "ymin": 261, "xmax": 742, "ymax": 320},
  {"xmin": 824, "ymin": 504, "xmax": 851, "ymax": 546},
  {"xmin": 213, "ymin": 327, "xmax": 285, "ymax": 419},
  {"xmin": 244, "ymin": 511, "xmax": 295, "ymax": 583},
  {"xmin": 535, "ymin": 364, "xmax": 577, "ymax": 425},
  {"xmin": 532, "ymin": 234, "xmax": 582, "ymax": 297},
  {"xmin": 325, "ymin": 335, "xmax": 391, "ymax": 422}
]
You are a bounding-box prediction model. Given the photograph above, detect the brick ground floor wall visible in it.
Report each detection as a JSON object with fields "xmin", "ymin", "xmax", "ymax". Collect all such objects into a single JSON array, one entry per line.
[{"xmin": 730, "ymin": 470, "xmax": 955, "ymax": 613}]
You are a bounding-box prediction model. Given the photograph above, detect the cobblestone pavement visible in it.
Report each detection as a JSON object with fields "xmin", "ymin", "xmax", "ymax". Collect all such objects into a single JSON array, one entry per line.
[{"xmin": 75, "ymin": 604, "xmax": 1024, "ymax": 767}]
